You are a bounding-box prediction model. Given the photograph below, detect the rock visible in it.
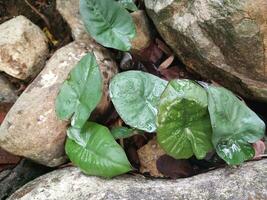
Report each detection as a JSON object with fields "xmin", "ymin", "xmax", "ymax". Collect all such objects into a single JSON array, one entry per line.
[
  {"xmin": 0, "ymin": 74, "xmax": 17, "ymax": 103},
  {"xmin": 145, "ymin": 0, "xmax": 267, "ymax": 102},
  {"xmin": 137, "ymin": 137, "xmax": 165, "ymax": 177},
  {"xmin": 0, "ymin": 159, "xmax": 51, "ymax": 200},
  {"xmin": 0, "ymin": 16, "xmax": 49, "ymax": 80},
  {"xmin": 8, "ymin": 160, "xmax": 267, "ymax": 200},
  {"xmin": 56, "ymin": 0, "xmax": 90, "ymax": 40},
  {"xmin": 0, "ymin": 41, "xmax": 118, "ymax": 167},
  {"xmin": 56, "ymin": 0, "xmax": 153, "ymax": 52},
  {"xmin": 131, "ymin": 10, "xmax": 154, "ymax": 52}
]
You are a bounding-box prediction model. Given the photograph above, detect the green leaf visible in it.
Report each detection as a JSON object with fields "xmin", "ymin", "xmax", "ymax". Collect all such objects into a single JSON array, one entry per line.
[
  {"xmin": 111, "ymin": 127, "xmax": 139, "ymax": 139},
  {"xmin": 109, "ymin": 71, "xmax": 168, "ymax": 132},
  {"xmin": 65, "ymin": 122, "xmax": 132, "ymax": 178},
  {"xmin": 205, "ymin": 86, "xmax": 265, "ymax": 165},
  {"xmin": 80, "ymin": 0, "xmax": 136, "ymax": 51},
  {"xmin": 157, "ymin": 80, "xmax": 213, "ymax": 159},
  {"xmin": 117, "ymin": 0, "xmax": 138, "ymax": 11},
  {"xmin": 55, "ymin": 53, "xmax": 102, "ymax": 128}
]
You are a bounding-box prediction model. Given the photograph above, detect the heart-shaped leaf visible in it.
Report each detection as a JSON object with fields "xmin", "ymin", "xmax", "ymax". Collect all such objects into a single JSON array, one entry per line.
[
  {"xmin": 65, "ymin": 122, "xmax": 132, "ymax": 178},
  {"xmin": 111, "ymin": 127, "xmax": 137, "ymax": 139},
  {"xmin": 117, "ymin": 0, "xmax": 138, "ymax": 11},
  {"xmin": 80, "ymin": 0, "xmax": 136, "ymax": 51},
  {"xmin": 157, "ymin": 80, "xmax": 213, "ymax": 159},
  {"xmin": 55, "ymin": 53, "xmax": 102, "ymax": 128},
  {"xmin": 109, "ymin": 71, "xmax": 168, "ymax": 132},
  {"xmin": 205, "ymin": 86, "xmax": 265, "ymax": 165}
]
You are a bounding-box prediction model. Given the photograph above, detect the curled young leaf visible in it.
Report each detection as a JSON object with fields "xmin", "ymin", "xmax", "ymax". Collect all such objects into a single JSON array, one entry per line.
[
  {"xmin": 80, "ymin": 0, "xmax": 136, "ymax": 51},
  {"xmin": 55, "ymin": 53, "xmax": 102, "ymax": 128},
  {"xmin": 109, "ymin": 71, "xmax": 167, "ymax": 132},
  {"xmin": 205, "ymin": 86, "xmax": 265, "ymax": 165},
  {"xmin": 157, "ymin": 80, "xmax": 213, "ymax": 159},
  {"xmin": 65, "ymin": 122, "xmax": 132, "ymax": 178}
]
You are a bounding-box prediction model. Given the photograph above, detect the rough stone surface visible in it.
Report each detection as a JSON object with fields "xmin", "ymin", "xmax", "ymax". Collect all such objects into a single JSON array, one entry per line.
[
  {"xmin": 145, "ymin": 0, "xmax": 267, "ymax": 102},
  {"xmin": 8, "ymin": 160, "xmax": 267, "ymax": 200},
  {"xmin": 131, "ymin": 10, "xmax": 154, "ymax": 52},
  {"xmin": 0, "ymin": 15, "xmax": 49, "ymax": 80},
  {"xmin": 0, "ymin": 41, "xmax": 118, "ymax": 167},
  {"xmin": 56, "ymin": 0, "xmax": 152, "ymax": 52},
  {"xmin": 0, "ymin": 74, "xmax": 17, "ymax": 103},
  {"xmin": 56, "ymin": 0, "xmax": 90, "ymax": 41},
  {"xmin": 0, "ymin": 159, "xmax": 51, "ymax": 200}
]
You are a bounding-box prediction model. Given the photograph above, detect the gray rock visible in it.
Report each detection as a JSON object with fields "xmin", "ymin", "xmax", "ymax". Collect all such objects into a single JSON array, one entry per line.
[
  {"xmin": 0, "ymin": 16, "xmax": 49, "ymax": 80},
  {"xmin": 131, "ymin": 10, "xmax": 154, "ymax": 52},
  {"xmin": 56, "ymin": 0, "xmax": 90, "ymax": 41},
  {"xmin": 145, "ymin": 0, "xmax": 267, "ymax": 102},
  {"xmin": 8, "ymin": 160, "xmax": 267, "ymax": 200},
  {"xmin": 0, "ymin": 40, "xmax": 118, "ymax": 167},
  {"xmin": 0, "ymin": 74, "xmax": 17, "ymax": 103}
]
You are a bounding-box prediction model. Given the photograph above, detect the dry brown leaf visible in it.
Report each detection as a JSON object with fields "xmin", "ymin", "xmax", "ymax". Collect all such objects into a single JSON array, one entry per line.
[
  {"xmin": 159, "ymin": 55, "xmax": 174, "ymax": 70},
  {"xmin": 137, "ymin": 137, "xmax": 165, "ymax": 177},
  {"xmin": 156, "ymin": 38, "xmax": 172, "ymax": 55}
]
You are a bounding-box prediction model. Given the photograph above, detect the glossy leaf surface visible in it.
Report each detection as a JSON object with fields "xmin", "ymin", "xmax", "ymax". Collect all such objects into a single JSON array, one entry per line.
[
  {"xmin": 157, "ymin": 80, "xmax": 213, "ymax": 159},
  {"xmin": 206, "ymin": 86, "xmax": 265, "ymax": 165},
  {"xmin": 65, "ymin": 122, "xmax": 132, "ymax": 178},
  {"xmin": 55, "ymin": 53, "xmax": 102, "ymax": 128},
  {"xmin": 109, "ymin": 71, "xmax": 167, "ymax": 132},
  {"xmin": 80, "ymin": 0, "xmax": 136, "ymax": 51}
]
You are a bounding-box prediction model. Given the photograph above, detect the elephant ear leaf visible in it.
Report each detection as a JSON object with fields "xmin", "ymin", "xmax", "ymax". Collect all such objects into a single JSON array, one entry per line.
[
  {"xmin": 65, "ymin": 122, "xmax": 132, "ymax": 178},
  {"xmin": 109, "ymin": 71, "xmax": 167, "ymax": 132},
  {"xmin": 157, "ymin": 80, "xmax": 213, "ymax": 160},
  {"xmin": 80, "ymin": 0, "xmax": 136, "ymax": 51},
  {"xmin": 205, "ymin": 86, "xmax": 265, "ymax": 165},
  {"xmin": 55, "ymin": 53, "xmax": 102, "ymax": 128}
]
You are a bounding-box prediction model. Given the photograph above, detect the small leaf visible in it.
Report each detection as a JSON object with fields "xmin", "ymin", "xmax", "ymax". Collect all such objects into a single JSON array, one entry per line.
[
  {"xmin": 111, "ymin": 127, "xmax": 136, "ymax": 139},
  {"xmin": 80, "ymin": 0, "xmax": 136, "ymax": 51},
  {"xmin": 157, "ymin": 80, "xmax": 213, "ymax": 159},
  {"xmin": 55, "ymin": 53, "xmax": 102, "ymax": 128},
  {"xmin": 109, "ymin": 71, "xmax": 168, "ymax": 132},
  {"xmin": 205, "ymin": 86, "xmax": 265, "ymax": 165},
  {"xmin": 65, "ymin": 122, "xmax": 132, "ymax": 178},
  {"xmin": 117, "ymin": 0, "xmax": 138, "ymax": 11}
]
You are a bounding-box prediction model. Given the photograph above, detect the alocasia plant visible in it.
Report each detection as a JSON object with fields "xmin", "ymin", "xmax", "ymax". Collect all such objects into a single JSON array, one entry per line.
[
  {"xmin": 157, "ymin": 80, "xmax": 213, "ymax": 159},
  {"xmin": 55, "ymin": 53, "xmax": 102, "ymax": 128},
  {"xmin": 205, "ymin": 85, "xmax": 265, "ymax": 165},
  {"xmin": 80, "ymin": 0, "xmax": 136, "ymax": 51},
  {"xmin": 109, "ymin": 71, "xmax": 167, "ymax": 132},
  {"xmin": 66, "ymin": 122, "xmax": 132, "ymax": 178}
]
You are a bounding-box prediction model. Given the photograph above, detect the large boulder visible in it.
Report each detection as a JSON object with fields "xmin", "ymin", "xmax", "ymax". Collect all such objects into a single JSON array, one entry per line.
[
  {"xmin": 145, "ymin": 0, "xmax": 267, "ymax": 102},
  {"xmin": 0, "ymin": 40, "xmax": 118, "ymax": 167},
  {"xmin": 0, "ymin": 16, "xmax": 49, "ymax": 80},
  {"xmin": 8, "ymin": 159, "xmax": 267, "ymax": 200}
]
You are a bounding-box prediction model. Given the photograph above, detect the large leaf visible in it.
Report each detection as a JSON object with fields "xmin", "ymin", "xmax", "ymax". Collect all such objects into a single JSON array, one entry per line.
[
  {"xmin": 157, "ymin": 80, "xmax": 213, "ymax": 159},
  {"xmin": 117, "ymin": 0, "xmax": 138, "ymax": 11},
  {"xmin": 65, "ymin": 122, "xmax": 132, "ymax": 178},
  {"xmin": 109, "ymin": 71, "xmax": 168, "ymax": 132},
  {"xmin": 55, "ymin": 53, "xmax": 102, "ymax": 128},
  {"xmin": 80, "ymin": 0, "xmax": 136, "ymax": 51},
  {"xmin": 205, "ymin": 86, "xmax": 265, "ymax": 165}
]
